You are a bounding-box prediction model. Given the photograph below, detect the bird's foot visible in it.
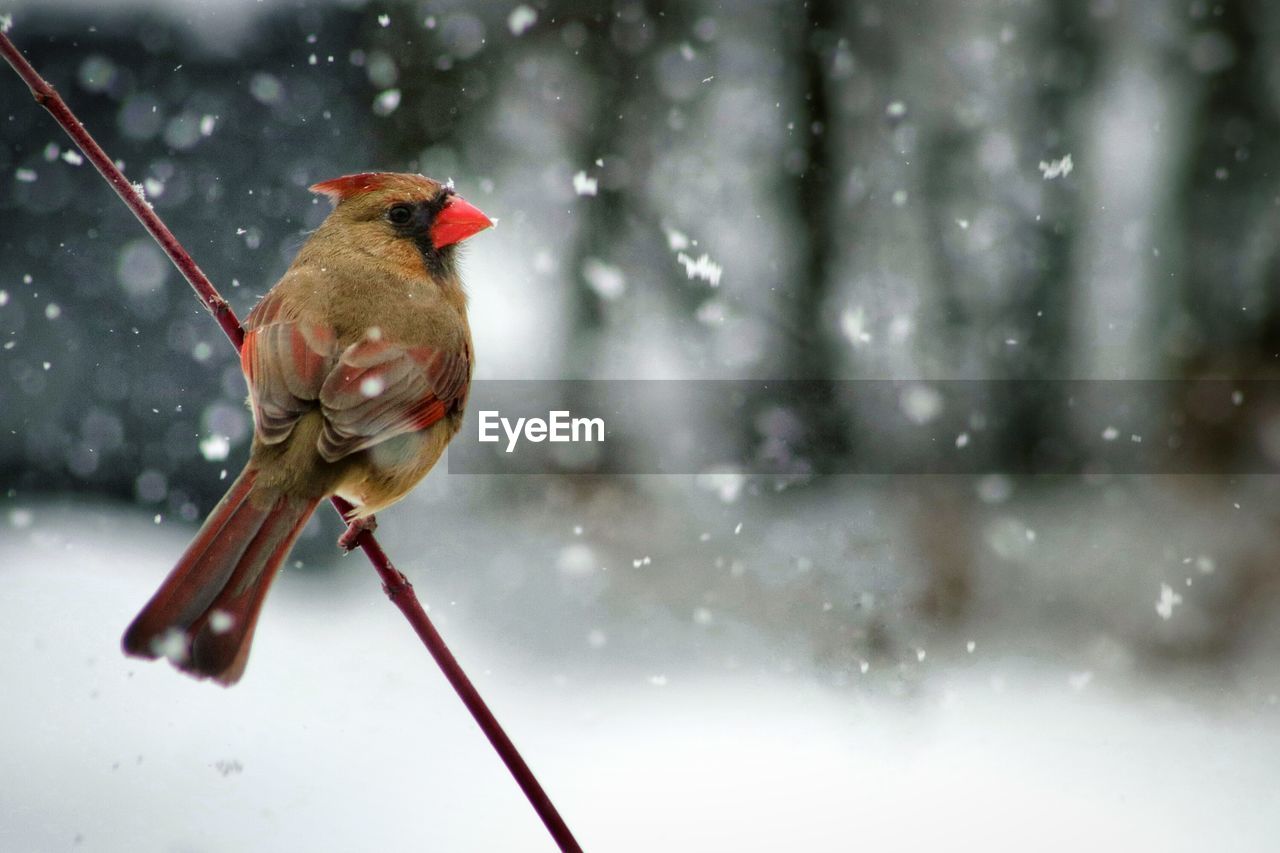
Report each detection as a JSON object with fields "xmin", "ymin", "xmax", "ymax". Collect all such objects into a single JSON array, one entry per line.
[{"xmin": 338, "ymin": 514, "xmax": 377, "ymax": 553}]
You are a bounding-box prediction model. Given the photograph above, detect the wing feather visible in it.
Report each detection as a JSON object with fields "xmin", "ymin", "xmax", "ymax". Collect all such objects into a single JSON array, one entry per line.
[
  {"xmin": 317, "ymin": 339, "xmax": 470, "ymax": 462},
  {"xmin": 240, "ymin": 292, "xmax": 469, "ymax": 462},
  {"xmin": 240, "ymin": 292, "xmax": 338, "ymax": 445}
]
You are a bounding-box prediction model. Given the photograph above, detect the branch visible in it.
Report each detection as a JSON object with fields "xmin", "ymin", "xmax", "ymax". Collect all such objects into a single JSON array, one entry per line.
[{"xmin": 0, "ymin": 29, "xmax": 581, "ymax": 853}]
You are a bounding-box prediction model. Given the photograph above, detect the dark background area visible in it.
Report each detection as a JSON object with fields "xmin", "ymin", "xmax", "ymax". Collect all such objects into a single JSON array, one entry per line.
[{"xmin": 7, "ymin": 1, "xmax": 1280, "ymax": 512}]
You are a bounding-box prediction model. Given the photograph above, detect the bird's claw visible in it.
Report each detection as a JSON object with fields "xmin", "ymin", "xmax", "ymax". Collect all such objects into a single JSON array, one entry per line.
[{"xmin": 337, "ymin": 514, "xmax": 377, "ymax": 553}]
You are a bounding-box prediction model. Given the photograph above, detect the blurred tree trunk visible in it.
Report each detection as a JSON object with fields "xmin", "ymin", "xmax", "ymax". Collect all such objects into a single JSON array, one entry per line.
[
  {"xmin": 1178, "ymin": 0, "xmax": 1280, "ymax": 375},
  {"xmin": 1068, "ymin": 0, "xmax": 1196, "ymax": 381},
  {"xmin": 785, "ymin": 0, "xmax": 841, "ymax": 383},
  {"xmin": 561, "ymin": 8, "xmax": 640, "ymax": 375},
  {"xmin": 739, "ymin": 0, "xmax": 851, "ymax": 475}
]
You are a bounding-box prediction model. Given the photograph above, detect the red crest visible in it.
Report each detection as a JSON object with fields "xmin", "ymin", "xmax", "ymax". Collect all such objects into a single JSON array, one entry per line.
[{"xmin": 309, "ymin": 173, "xmax": 396, "ymax": 202}]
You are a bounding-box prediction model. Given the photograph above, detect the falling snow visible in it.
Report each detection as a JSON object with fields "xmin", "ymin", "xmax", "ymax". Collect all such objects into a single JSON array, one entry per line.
[
  {"xmin": 839, "ymin": 305, "xmax": 872, "ymax": 345},
  {"xmin": 198, "ymin": 434, "xmax": 231, "ymax": 462},
  {"xmin": 582, "ymin": 258, "xmax": 625, "ymax": 300},
  {"xmin": 508, "ymin": 5, "xmax": 537, "ymax": 36},
  {"xmin": 372, "ymin": 89, "xmax": 402, "ymax": 117},
  {"xmin": 150, "ymin": 628, "xmax": 188, "ymax": 664},
  {"xmin": 675, "ymin": 252, "xmax": 723, "ymax": 286},
  {"xmin": 556, "ymin": 543, "xmax": 595, "ymax": 577},
  {"xmin": 900, "ymin": 385, "xmax": 943, "ymax": 425},
  {"xmin": 1039, "ymin": 153, "xmax": 1074, "ymax": 180},
  {"xmin": 571, "ymin": 170, "xmax": 598, "ymax": 196},
  {"xmin": 1, "ymin": 12, "xmax": 1277, "ymax": 850},
  {"xmin": 208, "ymin": 610, "xmax": 235, "ymax": 634},
  {"xmin": 1155, "ymin": 583, "xmax": 1183, "ymax": 620}
]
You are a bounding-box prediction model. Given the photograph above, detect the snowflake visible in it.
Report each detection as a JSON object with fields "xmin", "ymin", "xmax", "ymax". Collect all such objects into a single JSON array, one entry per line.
[
  {"xmin": 571, "ymin": 170, "xmax": 598, "ymax": 196},
  {"xmin": 1155, "ymin": 583, "xmax": 1183, "ymax": 620},
  {"xmin": 676, "ymin": 252, "xmax": 722, "ymax": 286},
  {"xmin": 1039, "ymin": 153, "xmax": 1074, "ymax": 180},
  {"xmin": 507, "ymin": 5, "xmax": 537, "ymax": 35}
]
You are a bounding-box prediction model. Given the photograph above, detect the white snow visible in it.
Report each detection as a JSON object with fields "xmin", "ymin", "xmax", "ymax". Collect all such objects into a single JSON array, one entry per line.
[
  {"xmin": 198, "ymin": 434, "xmax": 231, "ymax": 462},
  {"xmin": 1039, "ymin": 153, "xmax": 1074, "ymax": 180},
  {"xmin": 571, "ymin": 170, "xmax": 598, "ymax": 196},
  {"xmin": 664, "ymin": 227, "xmax": 690, "ymax": 251},
  {"xmin": 151, "ymin": 627, "xmax": 189, "ymax": 663},
  {"xmin": 6, "ymin": 270, "xmax": 1280, "ymax": 853},
  {"xmin": 208, "ymin": 609, "xmax": 235, "ymax": 634},
  {"xmin": 695, "ymin": 468, "xmax": 746, "ymax": 504},
  {"xmin": 675, "ymin": 251, "xmax": 723, "ymax": 286},
  {"xmin": 4, "ymin": 503, "xmax": 1280, "ymax": 851},
  {"xmin": 582, "ymin": 258, "xmax": 625, "ymax": 300},
  {"xmin": 900, "ymin": 384, "xmax": 944, "ymax": 425},
  {"xmin": 1155, "ymin": 583, "xmax": 1183, "ymax": 620},
  {"xmin": 507, "ymin": 5, "xmax": 537, "ymax": 36},
  {"xmin": 372, "ymin": 88, "xmax": 401, "ymax": 117},
  {"xmin": 556, "ymin": 543, "xmax": 596, "ymax": 577},
  {"xmin": 839, "ymin": 305, "xmax": 872, "ymax": 345}
]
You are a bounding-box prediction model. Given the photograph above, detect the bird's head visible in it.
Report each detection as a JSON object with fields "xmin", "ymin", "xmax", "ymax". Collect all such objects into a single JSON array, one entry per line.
[{"xmin": 309, "ymin": 172, "xmax": 492, "ymax": 275}]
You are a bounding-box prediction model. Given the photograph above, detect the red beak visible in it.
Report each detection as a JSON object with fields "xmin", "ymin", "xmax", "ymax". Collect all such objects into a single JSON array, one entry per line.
[{"xmin": 430, "ymin": 195, "xmax": 493, "ymax": 249}]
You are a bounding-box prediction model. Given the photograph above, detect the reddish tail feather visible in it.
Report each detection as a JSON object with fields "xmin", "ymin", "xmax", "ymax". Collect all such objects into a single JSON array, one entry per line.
[{"xmin": 122, "ymin": 467, "xmax": 320, "ymax": 685}]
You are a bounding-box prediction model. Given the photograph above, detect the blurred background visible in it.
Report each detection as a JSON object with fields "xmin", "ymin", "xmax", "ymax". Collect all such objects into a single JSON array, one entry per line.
[{"xmin": 3, "ymin": 0, "xmax": 1280, "ymax": 850}]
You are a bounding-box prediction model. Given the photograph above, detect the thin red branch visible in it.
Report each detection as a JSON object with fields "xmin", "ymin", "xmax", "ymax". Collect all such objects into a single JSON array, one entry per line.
[
  {"xmin": 330, "ymin": 497, "xmax": 581, "ymax": 850},
  {"xmin": 0, "ymin": 29, "xmax": 581, "ymax": 853}
]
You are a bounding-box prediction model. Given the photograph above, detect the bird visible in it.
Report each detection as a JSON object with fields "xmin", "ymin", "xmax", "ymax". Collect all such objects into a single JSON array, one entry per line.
[{"xmin": 122, "ymin": 172, "xmax": 492, "ymax": 685}]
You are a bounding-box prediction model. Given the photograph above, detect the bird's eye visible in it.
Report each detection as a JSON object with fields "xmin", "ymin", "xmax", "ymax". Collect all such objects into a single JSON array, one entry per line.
[{"xmin": 387, "ymin": 204, "xmax": 414, "ymax": 225}]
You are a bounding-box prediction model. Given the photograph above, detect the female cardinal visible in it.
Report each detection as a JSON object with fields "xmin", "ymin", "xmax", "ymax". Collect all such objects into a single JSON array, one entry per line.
[{"xmin": 122, "ymin": 172, "xmax": 491, "ymax": 685}]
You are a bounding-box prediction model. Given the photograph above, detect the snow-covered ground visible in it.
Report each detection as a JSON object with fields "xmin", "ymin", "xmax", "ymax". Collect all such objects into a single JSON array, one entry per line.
[{"xmin": 3, "ymin": 497, "xmax": 1279, "ymax": 852}]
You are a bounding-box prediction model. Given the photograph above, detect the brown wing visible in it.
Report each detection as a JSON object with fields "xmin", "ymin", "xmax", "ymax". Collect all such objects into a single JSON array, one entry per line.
[
  {"xmin": 317, "ymin": 337, "xmax": 470, "ymax": 462},
  {"xmin": 240, "ymin": 290, "xmax": 337, "ymax": 445},
  {"xmin": 241, "ymin": 293, "xmax": 469, "ymax": 462}
]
